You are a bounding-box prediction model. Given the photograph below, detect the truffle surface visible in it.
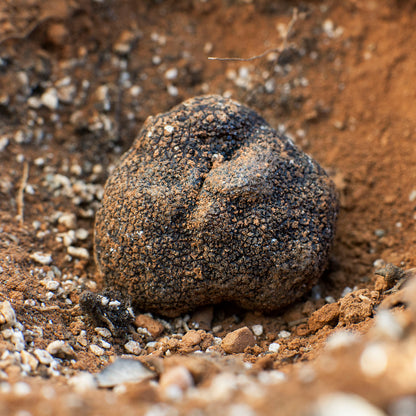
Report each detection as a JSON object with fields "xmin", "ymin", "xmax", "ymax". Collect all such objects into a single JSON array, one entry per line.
[{"xmin": 94, "ymin": 95, "xmax": 338, "ymax": 316}]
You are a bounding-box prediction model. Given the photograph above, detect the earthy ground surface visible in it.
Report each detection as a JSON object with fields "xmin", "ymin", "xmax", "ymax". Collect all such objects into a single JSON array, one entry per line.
[{"xmin": 1, "ymin": 0, "xmax": 416, "ymax": 415}]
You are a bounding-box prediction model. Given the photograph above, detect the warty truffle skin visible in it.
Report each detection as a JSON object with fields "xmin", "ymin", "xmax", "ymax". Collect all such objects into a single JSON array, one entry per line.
[{"xmin": 94, "ymin": 95, "xmax": 338, "ymax": 317}]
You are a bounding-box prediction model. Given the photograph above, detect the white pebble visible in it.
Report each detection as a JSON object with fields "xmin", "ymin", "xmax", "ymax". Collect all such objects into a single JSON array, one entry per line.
[
  {"xmin": 58, "ymin": 213, "xmax": 77, "ymax": 229},
  {"xmin": 313, "ymin": 393, "xmax": 385, "ymax": 416},
  {"xmin": 89, "ymin": 344, "xmax": 105, "ymax": 356},
  {"xmin": 409, "ymin": 190, "xmax": 416, "ymax": 202},
  {"xmin": 13, "ymin": 382, "xmax": 31, "ymax": 397},
  {"xmin": 167, "ymin": 85, "xmax": 178, "ymax": 97},
  {"xmin": 96, "ymin": 358, "xmax": 155, "ymax": 388},
  {"xmin": 69, "ymin": 372, "xmax": 97, "ymax": 393},
  {"xmin": 326, "ymin": 330, "xmax": 358, "ymax": 350},
  {"xmin": 0, "ymin": 301, "xmax": 16, "ymax": 326},
  {"xmin": 268, "ymin": 343, "xmax": 280, "ymax": 353},
  {"xmin": 95, "ymin": 327, "xmax": 112, "ymax": 338},
  {"xmin": 206, "ymin": 373, "xmax": 237, "ymax": 401},
  {"xmin": 34, "ymin": 349, "xmax": 54, "ymax": 365},
  {"xmin": 11, "ymin": 330, "xmax": 25, "ymax": 351},
  {"xmin": 46, "ymin": 340, "xmax": 65, "ymax": 355},
  {"xmin": 278, "ymin": 330, "xmax": 291, "ymax": 339},
  {"xmin": 129, "ymin": 86, "xmax": 142, "ymax": 97},
  {"xmin": 341, "ymin": 286, "xmax": 353, "ymax": 297},
  {"xmin": 360, "ymin": 344, "xmax": 388, "ymax": 377},
  {"xmin": 160, "ymin": 366, "xmax": 193, "ymax": 401},
  {"xmin": 227, "ymin": 404, "xmax": 255, "ymax": 416},
  {"xmin": 67, "ymin": 246, "xmax": 90, "ymax": 259},
  {"xmin": 251, "ymin": 324, "xmax": 263, "ymax": 336},
  {"xmin": 41, "ymin": 88, "xmax": 59, "ymax": 110},
  {"xmin": 258, "ymin": 370, "xmax": 286, "ymax": 385},
  {"xmin": 45, "ymin": 280, "xmax": 60, "ymax": 291},
  {"xmin": 100, "ymin": 340, "xmax": 111, "ymax": 349},
  {"xmin": 0, "ymin": 136, "xmax": 9, "ymax": 152},
  {"xmin": 20, "ymin": 350, "xmax": 39, "ymax": 372},
  {"xmin": 373, "ymin": 310, "xmax": 403, "ymax": 340},
  {"xmin": 29, "ymin": 252, "xmax": 52, "ymax": 265},
  {"xmin": 164, "ymin": 68, "xmax": 178, "ymax": 80},
  {"xmin": 75, "ymin": 228, "xmax": 89, "ymax": 240},
  {"xmin": 124, "ymin": 340, "xmax": 141, "ymax": 355},
  {"xmin": 164, "ymin": 125, "xmax": 174, "ymax": 134}
]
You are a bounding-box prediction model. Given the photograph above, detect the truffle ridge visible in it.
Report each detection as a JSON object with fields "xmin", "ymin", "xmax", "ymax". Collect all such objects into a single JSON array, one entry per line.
[{"xmin": 94, "ymin": 95, "xmax": 338, "ymax": 317}]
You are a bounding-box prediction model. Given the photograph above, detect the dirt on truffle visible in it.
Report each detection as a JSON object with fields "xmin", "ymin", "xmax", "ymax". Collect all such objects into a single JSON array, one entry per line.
[{"xmin": 1, "ymin": 1, "xmax": 416, "ymax": 415}]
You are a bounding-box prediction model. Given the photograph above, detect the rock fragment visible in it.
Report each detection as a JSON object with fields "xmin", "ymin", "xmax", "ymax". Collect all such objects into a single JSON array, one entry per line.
[
  {"xmin": 95, "ymin": 358, "xmax": 155, "ymax": 388},
  {"xmin": 134, "ymin": 314, "xmax": 164, "ymax": 338},
  {"xmin": 221, "ymin": 327, "xmax": 256, "ymax": 354},
  {"xmin": 308, "ymin": 302, "xmax": 340, "ymax": 332},
  {"xmin": 94, "ymin": 95, "xmax": 338, "ymax": 316}
]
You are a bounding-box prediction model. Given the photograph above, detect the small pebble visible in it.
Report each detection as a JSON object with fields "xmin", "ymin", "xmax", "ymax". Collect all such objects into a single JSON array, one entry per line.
[
  {"xmin": 69, "ymin": 372, "xmax": 97, "ymax": 393},
  {"xmin": 75, "ymin": 228, "xmax": 89, "ymax": 240},
  {"xmin": 221, "ymin": 327, "xmax": 255, "ymax": 354},
  {"xmin": 134, "ymin": 314, "xmax": 164, "ymax": 338},
  {"xmin": 89, "ymin": 344, "xmax": 105, "ymax": 357},
  {"xmin": 313, "ymin": 393, "xmax": 385, "ymax": 416},
  {"xmin": 41, "ymin": 88, "xmax": 59, "ymax": 110},
  {"xmin": 124, "ymin": 340, "xmax": 141, "ymax": 355},
  {"xmin": 13, "ymin": 382, "xmax": 31, "ymax": 397},
  {"xmin": 164, "ymin": 68, "xmax": 178, "ymax": 80},
  {"xmin": 373, "ymin": 310, "xmax": 404, "ymax": 340},
  {"xmin": 360, "ymin": 344, "xmax": 388, "ymax": 377},
  {"xmin": 67, "ymin": 246, "xmax": 90, "ymax": 259},
  {"xmin": 46, "ymin": 340, "xmax": 65, "ymax": 355},
  {"xmin": 251, "ymin": 324, "xmax": 263, "ymax": 337},
  {"xmin": 227, "ymin": 404, "xmax": 255, "ymax": 416},
  {"xmin": 29, "ymin": 252, "xmax": 52, "ymax": 265},
  {"xmin": 100, "ymin": 340, "xmax": 111, "ymax": 349},
  {"xmin": 95, "ymin": 327, "xmax": 112, "ymax": 338},
  {"xmin": 182, "ymin": 330, "xmax": 201, "ymax": 347},
  {"xmin": 45, "ymin": 280, "xmax": 60, "ymax": 291},
  {"xmin": 34, "ymin": 349, "xmax": 54, "ymax": 365},
  {"xmin": 268, "ymin": 342, "xmax": 280, "ymax": 353},
  {"xmin": 389, "ymin": 396, "xmax": 416, "ymax": 416},
  {"xmin": 0, "ymin": 301, "xmax": 16, "ymax": 326},
  {"xmin": 326, "ymin": 330, "xmax": 359, "ymax": 350},
  {"xmin": 95, "ymin": 358, "xmax": 155, "ymax": 388},
  {"xmin": 20, "ymin": 350, "xmax": 38, "ymax": 372},
  {"xmin": 159, "ymin": 366, "xmax": 193, "ymax": 400},
  {"xmin": 58, "ymin": 213, "xmax": 77, "ymax": 229},
  {"xmin": 46, "ymin": 340, "xmax": 75, "ymax": 358},
  {"xmin": 258, "ymin": 370, "xmax": 286, "ymax": 385},
  {"xmin": 278, "ymin": 330, "xmax": 291, "ymax": 339}
]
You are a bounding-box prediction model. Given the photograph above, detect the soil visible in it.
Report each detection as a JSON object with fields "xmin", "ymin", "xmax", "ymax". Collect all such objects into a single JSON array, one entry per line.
[{"xmin": 1, "ymin": 0, "xmax": 416, "ymax": 415}]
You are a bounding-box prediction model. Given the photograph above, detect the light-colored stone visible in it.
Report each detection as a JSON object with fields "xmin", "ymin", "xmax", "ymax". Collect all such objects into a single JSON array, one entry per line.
[
  {"xmin": 34, "ymin": 349, "xmax": 54, "ymax": 365},
  {"xmin": 67, "ymin": 246, "xmax": 90, "ymax": 259},
  {"xmin": 0, "ymin": 301, "xmax": 16, "ymax": 326},
  {"xmin": 20, "ymin": 350, "xmax": 39, "ymax": 372},
  {"xmin": 160, "ymin": 366, "xmax": 193, "ymax": 400},
  {"xmin": 29, "ymin": 252, "xmax": 52, "ymax": 265},
  {"xmin": 124, "ymin": 340, "xmax": 141, "ymax": 355},
  {"xmin": 89, "ymin": 344, "xmax": 105, "ymax": 356}
]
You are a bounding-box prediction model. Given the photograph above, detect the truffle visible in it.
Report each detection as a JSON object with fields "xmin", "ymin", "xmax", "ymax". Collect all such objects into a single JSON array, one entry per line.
[{"xmin": 94, "ymin": 95, "xmax": 338, "ymax": 317}]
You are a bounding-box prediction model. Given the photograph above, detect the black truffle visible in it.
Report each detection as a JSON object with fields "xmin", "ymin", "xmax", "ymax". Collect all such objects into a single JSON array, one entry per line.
[{"xmin": 94, "ymin": 95, "xmax": 338, "ymax": 317}]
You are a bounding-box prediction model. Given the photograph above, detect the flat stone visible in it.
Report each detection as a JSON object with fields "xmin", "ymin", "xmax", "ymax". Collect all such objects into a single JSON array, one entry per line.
[
  {"xmin": 95, "ymin": 358, "xmax": 155, "ymax": 388},
  {"xmin": 221, "ymin": 326, "xmax": 255, "ymax": 354},
  {"xmin": 94, "ymin": 95, "xmax": 338, "ymax": 316}
]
